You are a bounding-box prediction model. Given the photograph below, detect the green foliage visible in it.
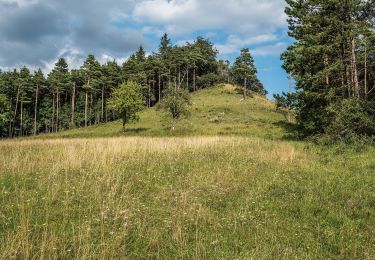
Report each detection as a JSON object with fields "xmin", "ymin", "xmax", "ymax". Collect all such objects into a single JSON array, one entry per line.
[
  {"xmin": 159, "ymin": 87, "xmax": 191, "ymax": 119},
  {"xmin": 196, "ymin": 73, "xmax": 225, "ymax": 89},
  {"xmin": 108, "ymin": 82, "xmax": 145, "ymax": 129},
  {"xmin": 273, "ymin": 92, "xmax": 298, "ymax": 110},
  {"xmin": 282, "ymin": 0, "xmax": 375, "ymax": 138},
  {"xmin": 0, "ymin": 34, "xmax": 265, "ymax": 138},
  {"xmin": 0, "ymin": 94, "xmax": 10, "ymax": 136},
  {"xmin": 327, "ymin": 98, "xmax": 375, "ymax": 139}
]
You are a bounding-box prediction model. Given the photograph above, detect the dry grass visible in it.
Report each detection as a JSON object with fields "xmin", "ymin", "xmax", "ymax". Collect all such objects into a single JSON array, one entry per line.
[
  {"xmin": 1, "ymin": 85, "xmax": 374, "ymax": 258},
  {"xmin": 0, "ymin": 136, "xmax": 309, "ymax": 259}
]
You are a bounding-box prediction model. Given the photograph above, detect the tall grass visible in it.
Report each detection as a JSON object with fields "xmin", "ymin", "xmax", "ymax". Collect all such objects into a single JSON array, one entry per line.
[{"xmin": 1, "ymin": 137, "xmax": 374, "ymax": 259}]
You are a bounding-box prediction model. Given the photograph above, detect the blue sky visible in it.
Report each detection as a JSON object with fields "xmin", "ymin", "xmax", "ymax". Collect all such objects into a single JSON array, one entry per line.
[{"xmin": 0, "ymin": 0, "xmax": 291, "ymax": 97}]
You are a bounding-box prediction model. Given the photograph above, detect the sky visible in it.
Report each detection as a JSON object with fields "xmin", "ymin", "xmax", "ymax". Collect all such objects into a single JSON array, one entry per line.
[{"xmin": 0, "ymin": 0, "xmax": 292, "ymax": 97}]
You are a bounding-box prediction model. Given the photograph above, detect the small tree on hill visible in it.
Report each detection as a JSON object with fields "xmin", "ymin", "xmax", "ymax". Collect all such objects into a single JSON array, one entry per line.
[
  {"xmin": 232, "ymin": 48, "xmax": 263, "ymax": 98},
  {"xmin": 159, "ymin": 87, "xmax": 191, "ymax": 119},
  {"xmin": 108, "ymin": 82, "xmax": 145, "ymax": 131}
]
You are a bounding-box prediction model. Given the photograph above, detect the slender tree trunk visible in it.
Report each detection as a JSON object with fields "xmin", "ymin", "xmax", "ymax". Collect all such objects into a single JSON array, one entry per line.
[
  {"xmin": 158, "ymin": 75, "xmax": 161, "ymax": 102},
  {"xmin": 346, "ymin": 65, "xmax": 351, "ymax": 97},
  {"xmin": 351, "ymin": 39, "xmax": 359, "ymax": 98},
  {"xmin": 85, "ymin": 91, "xmax": 88, "ymax": 128},
  {"xmin": 90, "ymin": 92, "xmax": 93, "ymax": 126},
  {"xmin": 56, "ymin": 88, "xmax": 59, "ymax": 132},
  {"xmin": 324, "ymin": 56, "xmax": 329, "ymax": 85},
  {"xmin": 71, "ymin": 82, "xmax": 76, "ymax": 126},
  {"xmin": 34, "ymin": 84, "xmax": 39, "ymax": 136},
  {"xmin": 52, "ymin": 91, "xmax": 55, "ymax": 132},
  {"xmin": 105, "ymin": 106, "xmax": 108, "ymax": 123},
  {"xmin": 244, "ymin": 77, "xmax": 247, "ymax": 99},
  {"xmin": 12, "ymin": 86, "xmax": 20, "ymax": 137},
  {"xmin": 365, "ymin": 42, "xmax": 368, "ymax": 99},
  {"xmin": 186, "ymin": 68, "xmax": 189, "ymax": 89},
  {"xmin": 20, "ymin": 100, "xmax": 23, "ymax": 137},
  {"xmin": 148, "ymin": 84, "xmax": 151, "ymax": 108},
  {"xmin": 101, "ymin": 86, "xmax": 104, "ymax": 122},
  {"xmin": 193, "ymin": 63, "xmax": 196, "ymax": 91}
]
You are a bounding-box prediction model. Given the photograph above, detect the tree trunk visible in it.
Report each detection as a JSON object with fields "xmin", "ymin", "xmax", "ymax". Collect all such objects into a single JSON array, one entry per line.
[
  {"xmin": 20, "ymin": 100, "xmax": 23, "ymax": 137},
  {"xmin": 56, "ymin": 88, "xmax": 59, "ymax": 132},
  {"xmin": 158, "ymin": 75, "xmax": 161, "ymax": 102},
  {"xmin": 101, "ymin": 86, "xmax": 104, "ymax": 122},
  {"xmin": 85, "ymin": 91, "xmax": 88, "ymax": 128},
  {"xmin": 90, "ymin": 92, "xmax": 93, "ymax": 126},
  {"xmin": 351, "ymin": 39, "xmax": 359, "ymax": 98},
  {"xmin": 365, "ymin": 41, "xmax": 368, "ymax": 99},
  {"xmin": 11, "ymin": 86, "xmax": 20, "ymax": 137},
  {"xmin": 34, "ymin": 85, "xmax": 39, "ymax": 136},
  {"xmin": 193, "ymin": 62, "xmax": 196, "ymax": 92},
  {"xmin": 52, "ymin": 91, "xmax": 55, "ymax": 132},
  {"xmin": 244, "ymin": 77, "xmax": 247, "ymax": 99},
  {"xmin": 71, "ymin": 82, "xmax": 76, "ymax": 126},
  {"xmin": 324, "ymin": 56, "xmax": 329, "ymax": 85},
  {"xmin": 186, "ymin": 68, "xmax": 189, "ymax": 89}
]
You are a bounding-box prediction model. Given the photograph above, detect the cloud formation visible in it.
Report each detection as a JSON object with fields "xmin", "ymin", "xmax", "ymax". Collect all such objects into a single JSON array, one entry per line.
[{"xmin": 0, "ymin": 0, "xmax": 288, "ymax": 72}]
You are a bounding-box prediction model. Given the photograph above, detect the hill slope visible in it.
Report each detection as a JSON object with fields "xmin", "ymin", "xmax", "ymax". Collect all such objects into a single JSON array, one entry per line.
[
  {"xmin": 1, "ymin": 85, "xmax": 374, "ymax": 259},
  {"xmin": 40, "ymin": 84, "xmax": 287, "ymax": 139}
]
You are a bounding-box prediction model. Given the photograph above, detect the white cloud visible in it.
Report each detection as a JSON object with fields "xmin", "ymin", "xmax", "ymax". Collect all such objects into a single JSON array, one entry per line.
[
  {"xmin": 133, "ymin": 0, "xmax": 286, "ymax": 35},
  {"xmin": 251, "ymin": 42, "xmax": 288, "ymax": 56},
  {"xmin": 217, "ymin": 34, "xmax": 279, "ymax": 55}
]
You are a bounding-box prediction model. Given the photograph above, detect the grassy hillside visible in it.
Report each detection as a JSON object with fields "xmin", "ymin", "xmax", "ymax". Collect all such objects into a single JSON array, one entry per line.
[
  {"xmin": 1, "ymin": 85, "xmax": 374, "ymax": 259},
  {"xmin": 39, "ymin": 84, "xmax": 287, "ymax": 139}
]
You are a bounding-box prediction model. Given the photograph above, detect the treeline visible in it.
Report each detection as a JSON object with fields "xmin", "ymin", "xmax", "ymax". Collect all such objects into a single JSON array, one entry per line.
[
  {"xmin": 0, "ymin": 34, "xmax": 266, "ymax": 138},
  {"xmin": 279, "ymin": 0, "xmax": 375, "ymax": 139}
]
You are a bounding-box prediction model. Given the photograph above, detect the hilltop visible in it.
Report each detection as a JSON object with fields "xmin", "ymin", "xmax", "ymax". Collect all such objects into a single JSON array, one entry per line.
[{"xmin": 39, "ymin": 84, "xmax": 287, "ymax": 139}]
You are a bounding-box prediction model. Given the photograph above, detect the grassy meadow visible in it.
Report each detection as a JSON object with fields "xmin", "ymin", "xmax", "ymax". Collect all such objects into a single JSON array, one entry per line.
[{"xmin": 1, "ymin": 85, "xmax": 374, "ymax": 259}]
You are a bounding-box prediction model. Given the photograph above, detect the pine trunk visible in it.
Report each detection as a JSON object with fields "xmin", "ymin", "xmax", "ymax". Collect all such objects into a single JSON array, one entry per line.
[
  {"xmin": 244, "ymin": 77, "xmax": 247, "ymax": 99},
  {"xmin": 101, "ymin": 86, "xmax": 104, "ymax": 122},
  {"xmin": 52, "ymin": 92, "xmax": 55, "ymax": 132},
  {"xmin": 158, "ymin": 75, "xmax": 161, "ymax": 102},
  {"xmin": 85, "ymin": 91, "xmax": 88, "ymax": 128},
  {"xmin": 20, "ymin": 100, "xmax": 23, "ymax": 137},
  {"xmin": 56, "ymin": 88, "xmax": 59, "ymax": 132},
  {"xmin": 12, "ymin": 86, "xmax": 20, "ymax": 137},
  {"xmin": 71, "ymin": 82, "xmax": 76, "ymax": 126},
  {"xmin": 351, "ymin": 39, "xmax": 359, "ymax": 98},
  {"xmin": 364, "ymin": 42, "xmax": 368, "ymax": 99},
  {"xmin": 34, "ymin": 85, "xmax": 39, "ymax": 136},
  {"xmin": 193, "ymin": 63, "xmax": 196, "ymax": 91}
]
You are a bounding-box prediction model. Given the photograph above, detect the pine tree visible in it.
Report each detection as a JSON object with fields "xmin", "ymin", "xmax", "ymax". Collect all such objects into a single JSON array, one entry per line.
[
  {"xmin": 232, "ymin": 48, "xmax": 260, "ymax": 98},
  {"xmin": 32, "ymin": 69, "xmax": 46, "ymax": 135},
  {"xmin": 81, "ymin": 54, "xmax": 102, "ymax": 127}
]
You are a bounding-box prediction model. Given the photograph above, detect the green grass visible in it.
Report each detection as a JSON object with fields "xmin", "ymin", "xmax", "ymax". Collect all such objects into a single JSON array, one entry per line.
[
  {"xmin": 1, "ymin": 84, "xmax": 374, "ymax": 259},
  {"xmin": 38, "ymin": 84, "xmax": 286, "ymax": 139}
]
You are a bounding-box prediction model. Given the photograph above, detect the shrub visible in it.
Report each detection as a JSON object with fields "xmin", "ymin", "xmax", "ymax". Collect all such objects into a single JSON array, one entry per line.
[
  {"xmin": 326, "ymin": 98, "xmax": 375, "ymax": 139},
  {"xmin": 158, "ymin": 87, "xmax": 191, "ymax": 119}
]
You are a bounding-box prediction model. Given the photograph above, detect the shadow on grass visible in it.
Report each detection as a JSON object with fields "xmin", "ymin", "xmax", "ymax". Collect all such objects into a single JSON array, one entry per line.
[
  {"xmin": 273, "ymin": 120, "xmax": 303, "ymax": 141},
  {"xmin": 123, "ymin": 127, "xmax": 150, "ymax": 134}
]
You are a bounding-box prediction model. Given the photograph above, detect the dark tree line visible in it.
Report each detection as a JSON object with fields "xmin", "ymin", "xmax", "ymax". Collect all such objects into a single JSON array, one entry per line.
[
  {"xmin": 0, "ymin": 34, "xmax": 266, "ymax": 138},
  {"xmin": 280, "ymin": 0, "xmax": 375, "ymax": 138}
]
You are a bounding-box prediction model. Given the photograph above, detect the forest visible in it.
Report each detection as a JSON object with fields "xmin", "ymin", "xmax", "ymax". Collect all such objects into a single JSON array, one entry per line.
[
  {"xmin": 277, "ymin": 0, "xmax": 375, "ymax": 139},
  {"xmin": 0, "ymin": 34, "xmax": 266, "ymax": 138}
]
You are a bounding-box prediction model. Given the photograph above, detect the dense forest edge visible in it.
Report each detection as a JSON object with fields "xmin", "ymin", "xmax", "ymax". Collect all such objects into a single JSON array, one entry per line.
[{"xmin": 0, "ymin": 34, "xmax": 266, "ymax": 138}]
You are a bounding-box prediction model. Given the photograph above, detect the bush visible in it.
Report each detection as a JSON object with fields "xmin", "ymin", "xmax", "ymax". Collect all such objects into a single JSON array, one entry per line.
[
  {"xmin": 326, "ymin": 98, "xmax": 375, "ymax": 139},
  {"xmin": 158, "ymin": 87, "xmax": 191, "ymax": 119},
  {"xmin": 196, "ymin": 73, "xmax": 225, "ymax": 89}
]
